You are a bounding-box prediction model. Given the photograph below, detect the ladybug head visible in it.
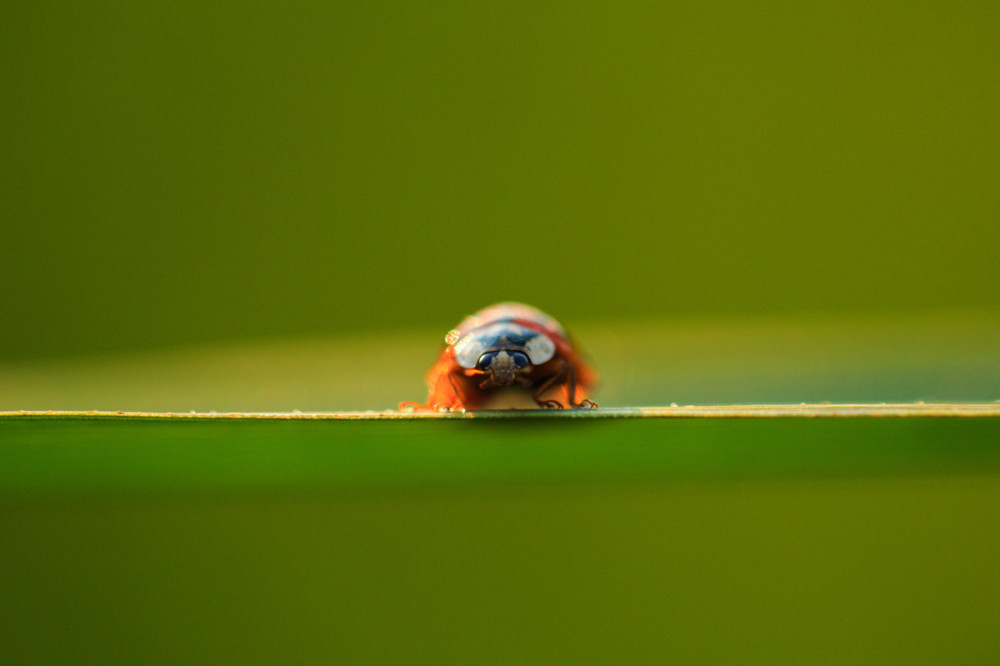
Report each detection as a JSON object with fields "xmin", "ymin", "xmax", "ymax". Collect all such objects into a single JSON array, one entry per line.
[{"xmin": 476, "ymin": 350, "xmax": 532, "ymax": 389}]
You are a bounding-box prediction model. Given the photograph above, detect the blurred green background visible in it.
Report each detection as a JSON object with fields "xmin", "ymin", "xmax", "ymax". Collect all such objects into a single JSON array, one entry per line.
[
  {"xmin": 3, "ymin": 4, "xmax": 1000, "ymax": 663},
  {"xmin": 3, "ymin": 1, "xmax": 998, "ymax": 377}
]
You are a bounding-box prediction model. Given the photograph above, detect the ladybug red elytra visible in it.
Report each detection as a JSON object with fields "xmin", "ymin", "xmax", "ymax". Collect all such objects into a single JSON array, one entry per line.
[{"xmin": 399, "ymin": 302, "xmax": 597, "ymax": 411}]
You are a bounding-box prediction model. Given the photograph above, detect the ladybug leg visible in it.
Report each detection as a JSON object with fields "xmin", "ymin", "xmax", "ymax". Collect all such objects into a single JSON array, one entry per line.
[
  {"xmin": 424, "ymin": 372, "xmax": 468, "ymax": 411},
  {"xmin": 533, "ymin": 360, "xmax": 568, "ymax": 409},
  {"xmin": 398, "ymin": 369, "xmax": 472, "ymax": 412},
  {"xmin": 564, "ymin": 363, "xmax": 598, "ymax": 409},
  {"xmin": 443, "ymin": 373, "xmax": 471, "ymax": 411},
  {"xmin": 531, "ymin": 359, "xmax": 598, "ymax": 410}
]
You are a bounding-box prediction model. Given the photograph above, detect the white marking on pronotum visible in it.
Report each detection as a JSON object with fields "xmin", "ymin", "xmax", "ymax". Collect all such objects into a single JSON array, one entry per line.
[
  {"xmin": 454, "ymin": 322, "xmax": 556, "ymax": 368},
  {"xmin": 453, "ymin": 332, "xmax": 485, "ymax": 368},
  {"xmin": 524, "ymin": 334, "xmax": 555, "ymax": 364}
]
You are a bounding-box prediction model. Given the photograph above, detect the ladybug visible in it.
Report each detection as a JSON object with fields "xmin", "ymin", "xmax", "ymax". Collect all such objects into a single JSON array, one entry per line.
[{"xmin": 400, "ymin": 302, "xmax": 598, "ymax": 411}]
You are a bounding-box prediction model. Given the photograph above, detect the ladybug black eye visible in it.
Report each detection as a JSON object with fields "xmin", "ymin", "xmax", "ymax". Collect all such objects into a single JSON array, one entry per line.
[
  {"xmin": 511, "ymin": 352, "xmax": 530, "ymax": 369},
  {"xmin": 476, "ymin": 352, "xmax": 496, "ymax": 371}
]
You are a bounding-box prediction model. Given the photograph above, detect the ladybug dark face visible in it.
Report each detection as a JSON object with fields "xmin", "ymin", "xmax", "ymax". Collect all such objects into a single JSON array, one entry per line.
[{"xmin": 475, "ymin": 350, "xmax": 532, "ymax": 388}]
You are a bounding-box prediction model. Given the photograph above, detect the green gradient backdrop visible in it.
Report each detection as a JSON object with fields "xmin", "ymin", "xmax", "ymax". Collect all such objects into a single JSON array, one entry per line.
[{"xmin": 3, "ymin": 1, "xmax": 998, "ymax": 360}]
